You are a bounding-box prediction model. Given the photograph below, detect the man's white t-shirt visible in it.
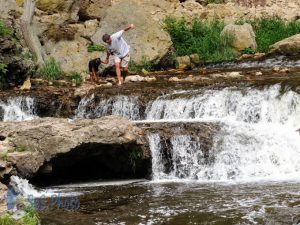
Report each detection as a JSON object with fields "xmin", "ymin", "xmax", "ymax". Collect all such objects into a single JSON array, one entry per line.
[{"xmin": 107, "ymin": 30, "xmax": 130, "ymax": 59}]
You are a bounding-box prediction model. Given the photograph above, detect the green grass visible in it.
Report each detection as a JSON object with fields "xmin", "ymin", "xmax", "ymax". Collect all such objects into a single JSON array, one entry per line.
[
  {"xmin": 0, "ymin": 214, "xmax": 14, "ymax": 225},
  {"xmin": 164, "ymin": 17, "xmax": 236, "ymax": 62},
  {"xmin": 246, "ymin": 17, "xmax": 300, "ymax": 52},
  {"xmin": 66, "ymin": 71, "xmax": 82, "ymax": 85},
  {"xmin": 38, "ymin": 57, "xmax": 63, "ymax": 81},
  {"xmin": 0, "ymin": 206, "xmax": 40, "ymax": 225},
  {"xmin": 1, "ymin": 151, "xmax": 8, "ymax": 161},
  {"xmin": 87, "ymin": 43, "xmax": 105, "ymax": 53},
  {"xmin": 20, "ymin": 206, "xmax": 40, "ymax": 225},
  {"xmin": 128, "ymin": 56, "xmax": 153, "ymax": 73},
  {"xmin": 208, "ymin": 0, "xmax": 225, "ymax": 3},
  {"xmin": 0, "ymin": 21, "xmax": 11, "ymax": 37},
  {"xmin": 0, "ymin": 63, "xmax": 8, "ymax": 75}
]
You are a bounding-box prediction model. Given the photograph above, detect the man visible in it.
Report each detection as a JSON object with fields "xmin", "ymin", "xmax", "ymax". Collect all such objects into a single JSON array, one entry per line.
[{"xmin": 102, "ymin": 24, "xmax": 134, "ymax": 86}]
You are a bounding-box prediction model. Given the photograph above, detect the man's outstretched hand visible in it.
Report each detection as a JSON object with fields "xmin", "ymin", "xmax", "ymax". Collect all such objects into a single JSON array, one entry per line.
[{"xmin": 124, "ymin": 24, "xmax": 134, "ymax": 32}]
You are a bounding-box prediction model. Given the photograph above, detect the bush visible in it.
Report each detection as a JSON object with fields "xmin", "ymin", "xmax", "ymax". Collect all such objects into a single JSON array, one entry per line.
[
  {"xmin": 164, "ymin": 17, "xmax": 236, "ymax": 62},
  {"xmin": 66, "ymin": 71, "xmax": 82, "ymax": 85},
  {"xmin": 0, "ymin": 21, "xmax": 11, "ymax": 37},
  {"xmin": 0, "ymin": 63, "xmax": 8, "ymax": 75},
  {"xmin": 247, "ymin": 17, "xmax": 300, "ymax": 52},
  {"xmin": 128, "ymin": 56, "xmax": 153, "ymax": 73},
  {"xmin": 38, "ymin": 58, "xmax": 63, "ymax": 81}
]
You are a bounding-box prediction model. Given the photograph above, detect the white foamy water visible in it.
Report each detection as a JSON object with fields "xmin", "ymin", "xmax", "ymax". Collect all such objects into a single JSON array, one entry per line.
[
  {"xmin": 75, "ymin": 94, "xmax": 140, "ymax": 120},
  {"xmin": 146, "ymin": 85, "xmax": 300, "ymax": 127},
  {"xmin": 148, "ymin": 85, "xmax": 300, "ymax": 182},
  {"xmin": 9, "ymin": 176, "xmax": 81, "ymax": 198},
  {"xmin": 0, "ymin": 96, "xmax": 36, "ymax": 121}
]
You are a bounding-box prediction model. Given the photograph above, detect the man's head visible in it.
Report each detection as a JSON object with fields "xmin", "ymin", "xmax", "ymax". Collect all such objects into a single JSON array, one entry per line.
[{"xmin": 102, "ymin": 34, "xmax": 111, "ymax": 44}]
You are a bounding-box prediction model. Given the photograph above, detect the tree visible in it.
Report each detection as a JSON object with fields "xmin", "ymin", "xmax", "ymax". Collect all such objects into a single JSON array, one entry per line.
[{"xmin": 20, "ymin": 0, "xmax": 45, "ymax": 65}]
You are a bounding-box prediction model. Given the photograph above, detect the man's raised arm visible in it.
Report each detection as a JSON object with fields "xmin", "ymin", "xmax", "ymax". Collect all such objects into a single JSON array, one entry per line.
[{"xmin": 124, "ymin": 24, "xmax": 134, "ymax": 32}]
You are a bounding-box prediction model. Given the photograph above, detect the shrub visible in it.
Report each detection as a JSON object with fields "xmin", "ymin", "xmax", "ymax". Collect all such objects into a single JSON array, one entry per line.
[
  {"xmin": 247, "ymin": 17, "xmax": 300, "ymax": 52},
  {"xmin": 164, "ymin": 17, "xmax": 236, "ymax": 62},
  {"xmin": 87, "ymin": 43, "xmax": 106, "ymax": 53},
  {"xmin": 38, "ymin": 58, "xmax": 63, "ymax": 81},
  {"xmin": 66, "ymin": 71, "xmax": 82, "ymax": 85},
  {"xmin": 128, "ymin": 56, "xmax": 153, "ymax": 73},
  {"xmin": 0, "ymin": 63, "xmax": 8, "ymax": 75},
  {"xmin": 0, "ymin": 21, "xmax": 11, "ymax": 37}
]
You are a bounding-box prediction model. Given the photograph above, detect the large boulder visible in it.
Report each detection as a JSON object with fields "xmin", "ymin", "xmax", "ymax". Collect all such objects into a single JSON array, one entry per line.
[
  {"xmin": 45, "ymin": 36, "xmax": 99, "ymax": 73},
  {"xmin": 0, "ymin": 116, "xmax": 147, "ymax": 178},
  {"xmin": 269, "ymin": 34, "xmax": 300, "ymax": 56},
  {"xmin": 91, "ymin": 0, "xmax": 173, "ymax": 64},
  {"xmin": 78, "ymin": 0, "xmax": 112, "ymax": 20},
  {"xmin": 220, "ymin": 23, "xmax": 257, "ymax": 53}
]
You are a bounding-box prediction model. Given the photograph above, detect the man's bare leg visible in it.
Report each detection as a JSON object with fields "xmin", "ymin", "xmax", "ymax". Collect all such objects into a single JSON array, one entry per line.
[
  {"xmin": 115, "ymin": 63, "xmax": 122, "ymax": 85},
  {"xmin": 122, "ymin": 67, "xmax": 128, "ymax": 81}
]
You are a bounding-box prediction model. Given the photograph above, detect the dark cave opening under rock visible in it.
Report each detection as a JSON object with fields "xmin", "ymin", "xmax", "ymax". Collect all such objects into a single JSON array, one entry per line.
[{"xmin": 31, "ymin": 143, "xmax": 151, "ymax": 186}]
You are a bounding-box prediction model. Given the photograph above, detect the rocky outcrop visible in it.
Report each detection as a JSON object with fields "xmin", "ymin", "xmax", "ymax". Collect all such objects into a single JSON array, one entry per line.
[
  {"xmin": 0, "ymin": 116, "xmax": 147, "ymax": 179},
  {"xmin": 221, "ymin": 23, "xmax": 257, "ymax": 53},
  {"xmin": 269, "ymin": 34, "xmax": 300, "ymax": 56},
  {"xmin": 0, "ymin": 31, "xmax": 35, "ymax": 89},
  {"xmin": 91, "ymin": 0, "xmax": 173, "ymax": 65},
  {"xmin": 0, "ymin": 182, "xmax": 7, "ymax": 215},
  {"xmin": 78, "ymin": 0, "xmax": 111, "ymax": 21}
]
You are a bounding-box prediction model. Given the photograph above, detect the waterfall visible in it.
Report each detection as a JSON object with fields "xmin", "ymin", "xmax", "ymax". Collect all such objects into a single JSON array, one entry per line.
[
  {"xmin": 0, "ymin": 96, "xmax": 36, "ymax": 122},
  {"xmin": 75, "ymin": 95, "xmax": 141, "ymax": 120},
  {"xmin": 146, "ymin": 85, "xmax": 300, "ymax": 126},
  {"xmin": 148, "ymin": 85, "xmax": 300, "ymax": 182}
]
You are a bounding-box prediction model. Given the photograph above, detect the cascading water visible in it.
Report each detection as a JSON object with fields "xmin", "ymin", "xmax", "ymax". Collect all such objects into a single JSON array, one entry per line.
[
  {"xmin": 75, "ymin": 94, "xmax": 141, "ymax": 120},
  {"xmin": 147, "ymin": 84, "xmax": 300, "ymax": 181},
  {"xmin": 0, "ymin": 96, "xmax": 36, "ymax": 122}
]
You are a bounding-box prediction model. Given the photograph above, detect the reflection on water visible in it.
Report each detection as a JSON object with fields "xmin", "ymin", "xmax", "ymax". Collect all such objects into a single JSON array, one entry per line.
[{"xmin": 40, "ymin": 180, "xmax": 300, "ymax": 225}]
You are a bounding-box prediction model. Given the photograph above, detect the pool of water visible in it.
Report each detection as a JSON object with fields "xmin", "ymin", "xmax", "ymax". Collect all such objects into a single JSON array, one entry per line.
[{"xmin": 39, "ymin": 180, "xmax": 300, "ymax": 225}]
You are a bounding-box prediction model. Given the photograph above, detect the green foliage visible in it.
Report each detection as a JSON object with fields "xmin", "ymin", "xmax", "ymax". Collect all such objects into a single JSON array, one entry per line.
[
  {"xmin": 0, "ymin": 21, "xmax": 11, "ymax": 37},
  {"xmin": 20, "ymin": 205, "xmax": 40, "ymax": 225},
  {"xmin": 247, "ymin": 17, "xmax": 300, "ymax": 53},
  {"xmin": 14, "ymin": 144, "xmax": 28, "ymax": 152},
  {"xmin": 0, "ymin": 63, "xmax": 8, "ymax": 75},
  {"xmin": 241, "ymin": 47, "xmax": 256, "ymax": 54},
  {"xmin": 38, "ymin": 58, "xmax": 63, "ymax": 81},
  {"xmin": 0, "ymin": 214, "xmax": 14, "ymax": 225},
  {"xmin": 128, "ymin": 149, "xmax": 142, "ymax": 173},
  {"xmin": 1, "ymin": 151, "xmax": 8, "ymax": 161},
  {"xmin": 66, "ymin": 71, "xmax": 82, "ymax": 85},
  {"xmin": 208, "ymin": 0, "xmax": 225, "ymax": 3},
  {"xmin": 87, "ymin": 43, "xmax": 106, "ymax": 53},
  {"xmin": 164, "ymin": 17, "xmax": 236, "ymax": 62},
  {"xmin": 128, "ymin": 56, "xmax": 153, "ymax": 73}
]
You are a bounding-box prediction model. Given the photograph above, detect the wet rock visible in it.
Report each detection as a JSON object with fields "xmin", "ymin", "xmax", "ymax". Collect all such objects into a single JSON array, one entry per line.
[
  {"xmin": 228, "ymin": 71, "xmax": 242, "ymax": 78},
  {"xmin": 176, "ymin": 56, "xmax": 191, "ymax": 70},
  {"xmin": 169, "ymin": 77, "xmax": 181, "ymax": 82},
  {"xmin": 19, "ymin": 79, "xmax": 31, "ymax": 91}
]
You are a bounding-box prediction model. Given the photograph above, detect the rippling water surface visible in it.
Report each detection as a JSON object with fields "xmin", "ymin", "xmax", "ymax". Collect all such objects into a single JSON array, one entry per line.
[{"xmin": 40, "ymin": 180, "xmax": 300, "ymax": 225}]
